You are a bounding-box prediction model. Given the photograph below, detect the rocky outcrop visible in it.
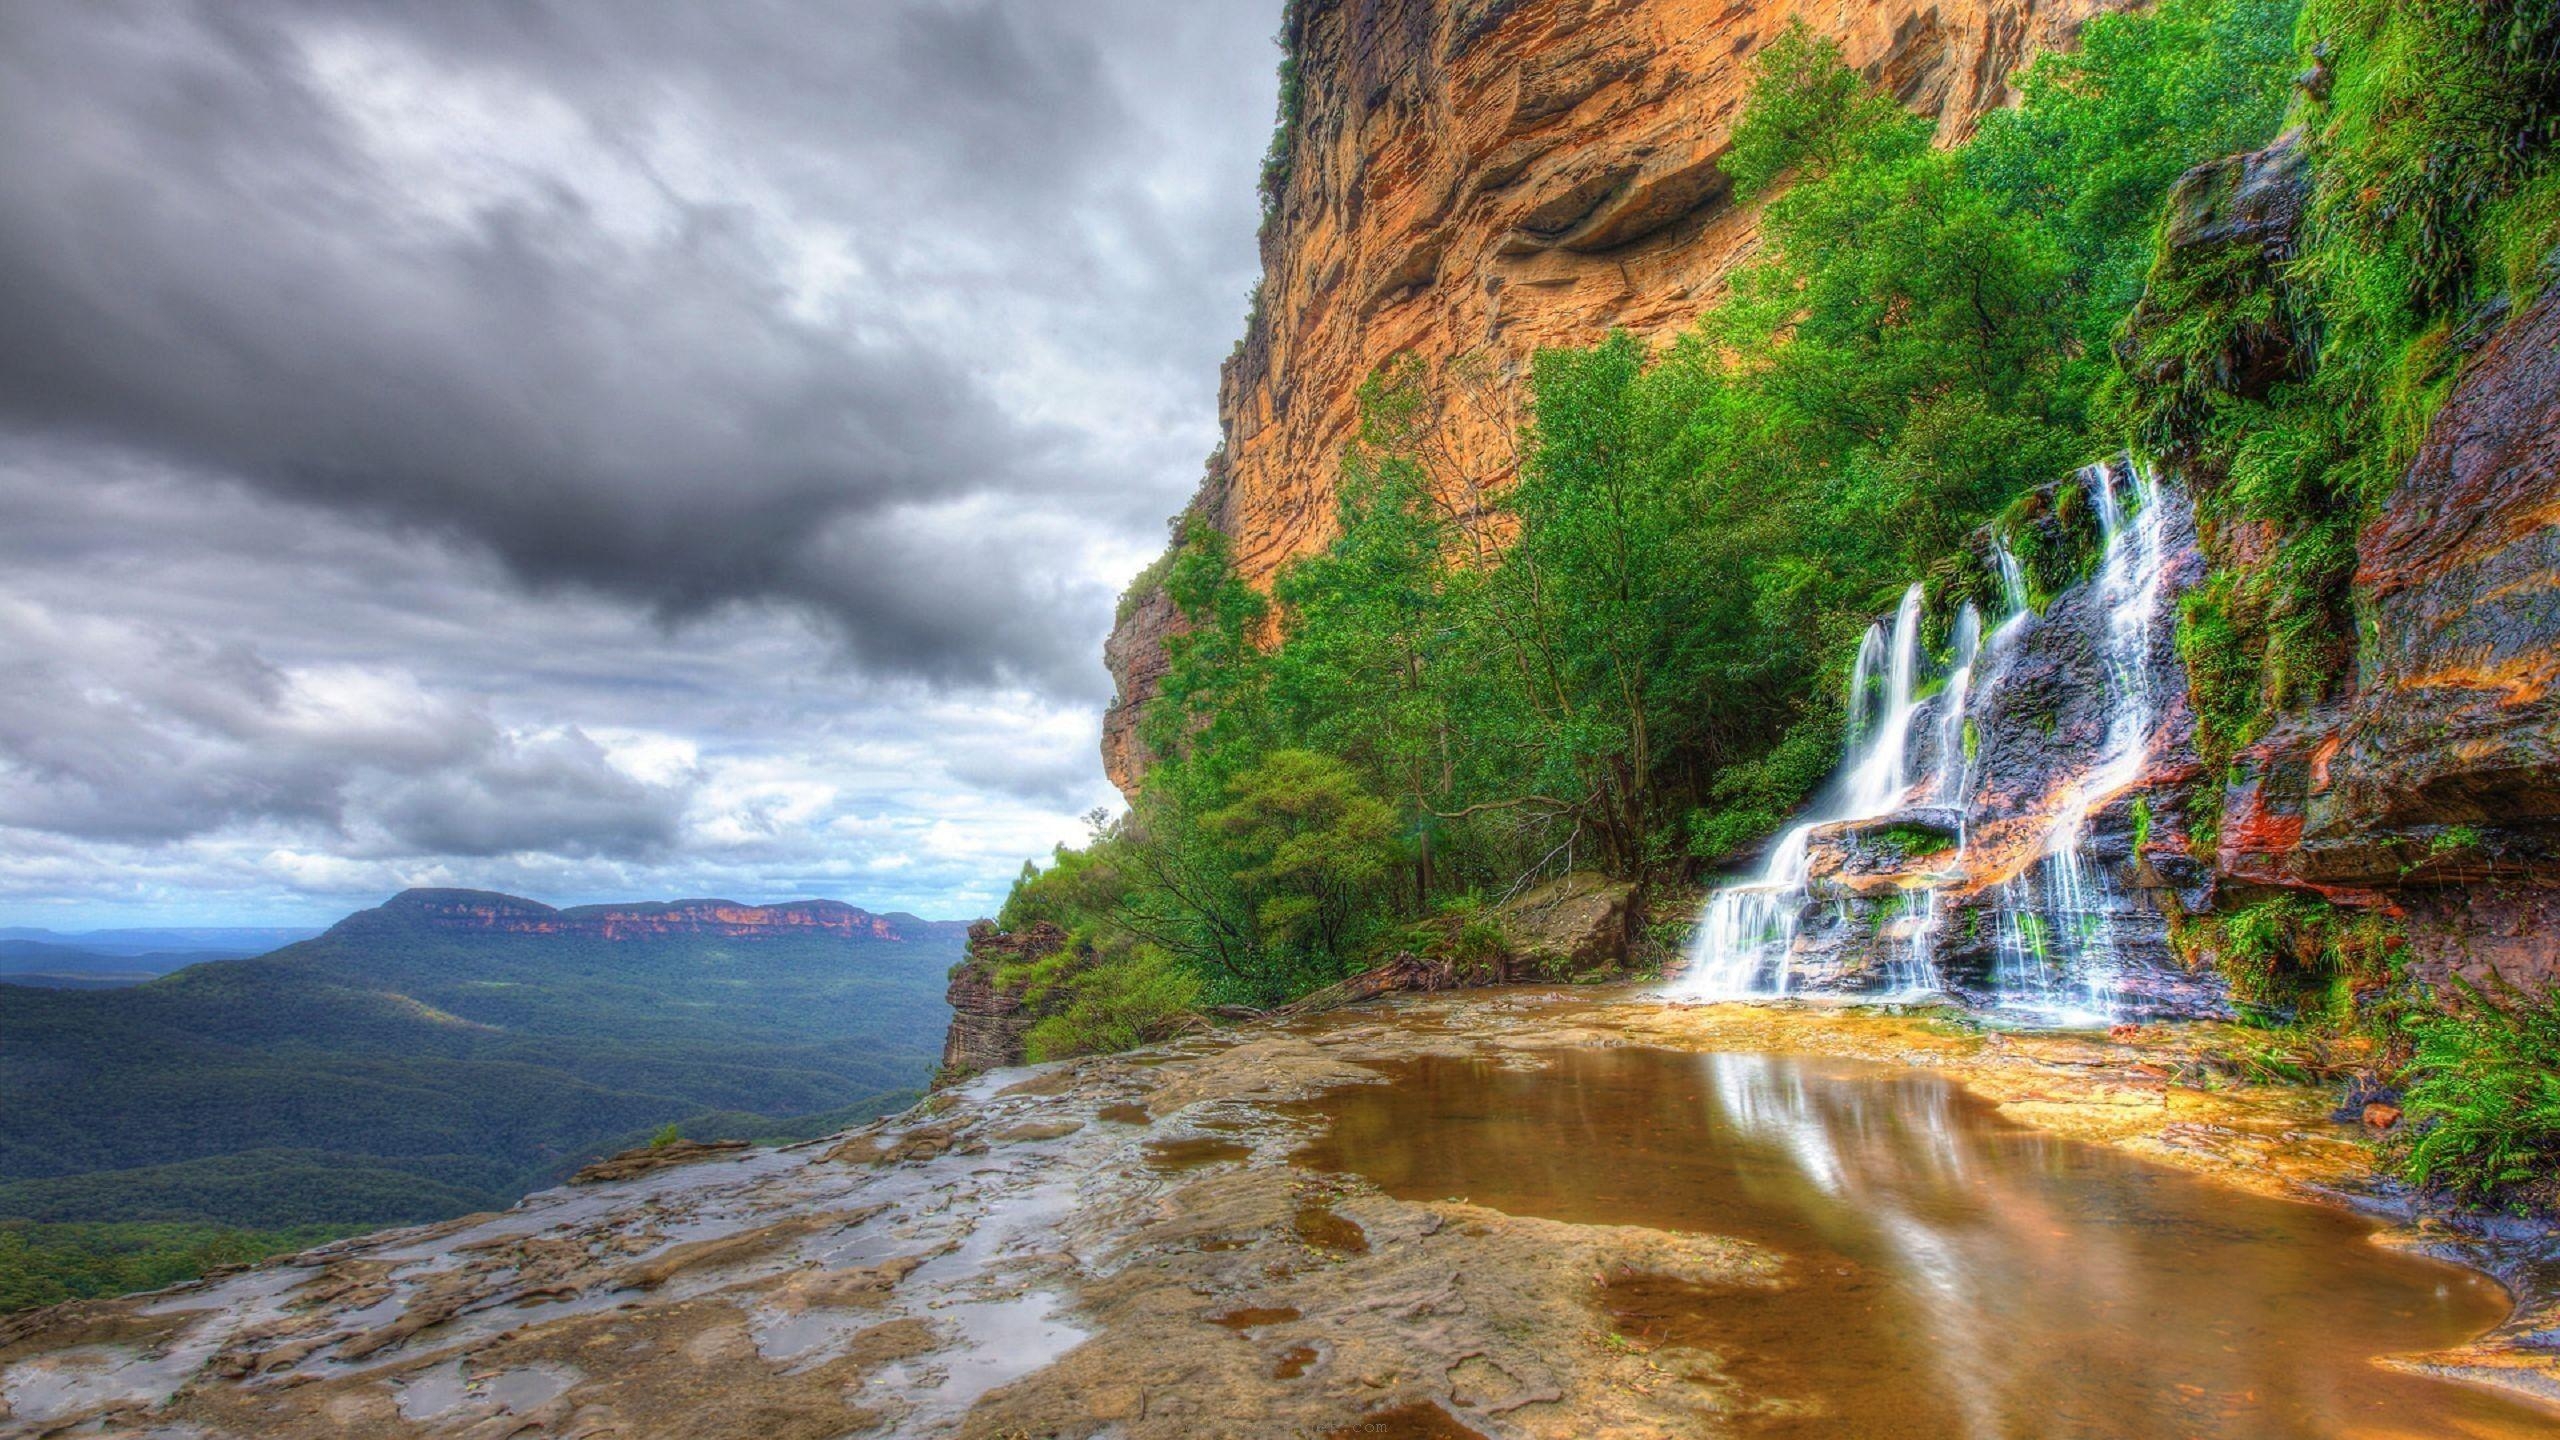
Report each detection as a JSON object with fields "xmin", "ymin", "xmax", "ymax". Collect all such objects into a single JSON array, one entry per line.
[
  {"xmin": 345, "ymin": 888, "xmax": 954, "ymax": 944},
  {"xmin": 2220, "ymin": 278, "xmax": 2560, "ymax": 987},
  {"xmin": 1494, "ymin": 871, "xmax": 1639, "ymax": 978},
  {"xmin": 1104, "ymin": 0, "xmax": 2137, "ymax": 796},
  {"xmin": 1101, "ymin": 577, "xmax": 1182, "ymax": 800},
  {"xmin": 2114, "ymin": 130, "xmax": 2314, "ymax": 447},
  {"xmin": 936, "ymin": 921, "xmax": 1065, "ymax": 1081}
]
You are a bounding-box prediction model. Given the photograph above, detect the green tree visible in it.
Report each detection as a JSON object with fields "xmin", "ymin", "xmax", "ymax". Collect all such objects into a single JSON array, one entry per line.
[{"xmin": 1207, "ymin": 750, "xmax": 1404, "ymax": 978}]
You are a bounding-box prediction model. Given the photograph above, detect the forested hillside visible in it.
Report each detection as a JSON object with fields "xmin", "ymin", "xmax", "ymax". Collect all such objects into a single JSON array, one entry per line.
[
  {"xmin": 0, "ymin": 889, "xmax": 962, "ymax": 1309},
  {"xmin": 990, "ymin": 0, "xmax": 2560, "ymax": 1199}
]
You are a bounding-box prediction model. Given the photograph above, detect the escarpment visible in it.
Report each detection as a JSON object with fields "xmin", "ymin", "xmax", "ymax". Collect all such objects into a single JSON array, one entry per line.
[
  {"xmin": 2220, "ymin": 276, "xmax": 2560, "ymax": 989},
  {"xmin": 1105, "ymin": 0, "xmax": 2139, "ymax": 796}
]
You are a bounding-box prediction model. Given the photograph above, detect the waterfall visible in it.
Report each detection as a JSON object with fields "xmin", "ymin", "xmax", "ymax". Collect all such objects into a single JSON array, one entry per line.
[
  {"xmin": 1930, "ymin": 603, "xmax": 1983, "ymax": 809},
  {"xmin": 1840, "ymin": 585, "xmax": 1927, "ymax": 816},
  {"xmin": 1992, "ymin": 535, "xmax": 2032, "ymax": 619},
  {"xmin": 1681, "ymin": 584, "xmax": 1928, "ymax": 998},
  {"xmin": 1676, "ymin": 460, "xmax": 2182, "ymax": 1024},
  {"xmin": 1986, "ymin": 460, "xmax": 2169, "ymax": 1024}
]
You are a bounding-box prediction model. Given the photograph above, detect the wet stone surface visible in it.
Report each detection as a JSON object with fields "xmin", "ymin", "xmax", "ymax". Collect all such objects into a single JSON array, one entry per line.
[{"xmin": 1, "ymin": 988, "xmax": 2555, "ymax": 1438}]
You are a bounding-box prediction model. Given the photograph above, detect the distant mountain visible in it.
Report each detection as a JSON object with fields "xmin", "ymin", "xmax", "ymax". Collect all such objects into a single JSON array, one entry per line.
[
  {"xmin": 0, "ymin": 888, "xmax": 968, "ymax": 1239},
  {"xmin": 0, "ymin": 925, "xmax": 322, "ymax": 957}
]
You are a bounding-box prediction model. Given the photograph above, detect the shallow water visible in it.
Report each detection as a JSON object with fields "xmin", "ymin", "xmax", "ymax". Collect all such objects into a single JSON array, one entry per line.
[{"xmin": 1291, "ymin": 1047, "xmax": 2551, "ymax": 1439}]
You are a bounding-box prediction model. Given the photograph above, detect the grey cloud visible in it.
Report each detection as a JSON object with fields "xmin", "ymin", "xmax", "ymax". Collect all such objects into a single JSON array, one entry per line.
[
  {"xmin": 0, "ymin": 1, "xmax": 1270, "ymax": 695},
  {"xmin": 0, "ymin": 598, "xmax": 689, "ymax": 856},
  {"xmin": 0, "ymin": 1, "xmax": 1269, "ymax": 923},
  {"xmin": 366, "ymin": 729, "xmax": 688, "ymax": 859}
]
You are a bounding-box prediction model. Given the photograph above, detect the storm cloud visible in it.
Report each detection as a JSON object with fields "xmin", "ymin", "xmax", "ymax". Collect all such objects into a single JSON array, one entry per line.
[{"xmin": 0, "ymin": 1, "xmax": 1276, "ymax": 924}]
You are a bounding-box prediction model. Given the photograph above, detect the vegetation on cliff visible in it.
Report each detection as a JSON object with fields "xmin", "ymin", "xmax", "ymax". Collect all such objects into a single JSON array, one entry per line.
[
  {"xmin": 1034, "ymin": 0, "xmax": 2560, "ymax": 1208},
  {"xmin": 2123, "ymin": 0, "xmax": 2560, "ymax": 804},
  {"xmin": 1025, "ymin": 0, "xmax": 2301, "ymax": 1006}
]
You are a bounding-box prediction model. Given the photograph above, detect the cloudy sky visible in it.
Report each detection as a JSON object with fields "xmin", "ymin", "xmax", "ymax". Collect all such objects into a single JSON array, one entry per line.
[{"xmin": 0, "ymin": 1, "xmax": 1278, "ymax": 928}]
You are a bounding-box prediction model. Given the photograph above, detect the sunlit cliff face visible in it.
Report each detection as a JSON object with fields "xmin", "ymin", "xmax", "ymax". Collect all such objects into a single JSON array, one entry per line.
[{"xmin": 1104, "ymin": 0, "xmax": 2142, "ymax": 796}]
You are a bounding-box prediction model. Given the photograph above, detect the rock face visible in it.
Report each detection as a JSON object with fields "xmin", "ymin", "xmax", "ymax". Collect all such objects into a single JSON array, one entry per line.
[
  {"xmin": 2115, "ymin": 130, "xmax": 2314, "ymax": 433},
  {"xmin": 1103, "ymin": 0, "xmax": 2137, "ymax": 796},
  {"xmin": 937, "ymin": 921, "xmax": 1066, "ymax": 1081},
  {"xmin": 2221, "ymin": 278, "xmax": 2560, "ymax": 987}
]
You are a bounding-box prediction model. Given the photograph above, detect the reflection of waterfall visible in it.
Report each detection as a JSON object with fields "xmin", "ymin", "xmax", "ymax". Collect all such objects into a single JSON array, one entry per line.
[
  {"xmin": 1703, "ymin": 1055, "xmax": 2004, "ymax": 1440},
  {"xmin": 1677, "ymin": 461, "xmax": 2182, "ymax": 1024},
  {"xmin": 1681, "ymin": 585, "xmax": 1931, "ymax": 998}
]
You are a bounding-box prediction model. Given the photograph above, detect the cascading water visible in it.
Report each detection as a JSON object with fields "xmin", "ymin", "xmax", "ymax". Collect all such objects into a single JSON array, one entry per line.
[
  {"xmin": 1930, "ymin": 604, "xmax": 1983, "ymax": 811},
  {"xmin": 1986, "ymin": 461, "xmax": 2171, "ymax": 1023},
  {"xmin": 1682, "ymin": 586, "xmax": 1930, "ymax": 998},
  {"xmin": 1676, "ymin": 459, "xmax": 2184, "ymax": 1024}
]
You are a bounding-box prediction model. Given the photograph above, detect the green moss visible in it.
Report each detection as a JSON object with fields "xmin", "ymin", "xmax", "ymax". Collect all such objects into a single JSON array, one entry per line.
[
  {"xmin": 2175, "ymin": 572, "xmax": 2268, "ymax": 776},
  {"xmin": 2204, "ymin": 894, "xmax": 2403, "ymax": 1022},
  {"xmin": 1995, "ymin": 484, "xmax": 2107, "ymax": 611},
  {"xmin": 1871, "ymin": 823, "xmax": 1958, "ymax": 860},
  {"xmin": 2015, "ymin": 912, "xmax": 2054, "ymax": 965}
]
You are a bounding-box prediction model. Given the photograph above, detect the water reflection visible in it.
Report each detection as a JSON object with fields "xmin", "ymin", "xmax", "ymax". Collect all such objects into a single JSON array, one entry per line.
[{"xmin": 1290, "ymin": 1048, "xmax": 2547, "ymax": 1439}]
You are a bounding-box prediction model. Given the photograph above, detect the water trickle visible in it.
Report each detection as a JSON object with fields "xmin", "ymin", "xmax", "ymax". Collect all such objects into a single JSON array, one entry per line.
[
  {"xmin": 1929, "ymin": 603, "xmax": 1983, "ymax": 810},
  {"xmin": 1992, "ymin": 534, "xmax": 2032, "ymax": 620}
]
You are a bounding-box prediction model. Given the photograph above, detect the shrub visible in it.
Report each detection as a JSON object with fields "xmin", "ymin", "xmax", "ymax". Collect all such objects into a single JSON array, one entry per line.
[
  {"xmin": 1021, "ymin": 945, "xmax": 1203, "ymax": 1063},
  {"xmin": 2209, "ymin": 894, "xmax": 2401, "ymax": 1020}
]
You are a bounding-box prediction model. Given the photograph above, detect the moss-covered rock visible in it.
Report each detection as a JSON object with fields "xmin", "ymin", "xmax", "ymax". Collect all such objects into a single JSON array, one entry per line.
[{"xmin": 2111, "ymin": 131, "xmax": 2315, "ymax": 463}]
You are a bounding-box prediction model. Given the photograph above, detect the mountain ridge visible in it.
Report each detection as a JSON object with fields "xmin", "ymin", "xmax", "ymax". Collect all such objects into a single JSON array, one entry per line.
[{"xmin": 346, "ymin": 886, "xmax": 963, "ymax": 944}]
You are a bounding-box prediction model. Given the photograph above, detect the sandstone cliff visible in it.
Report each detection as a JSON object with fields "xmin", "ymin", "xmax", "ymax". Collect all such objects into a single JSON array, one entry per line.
[
  {"xmin": 2221, "ymin": 275, "xmax": 2560, "ymax": 989},
  {"xmin": 1104, "ymin": 0, "xmax": 2137, "ymax": 795}
]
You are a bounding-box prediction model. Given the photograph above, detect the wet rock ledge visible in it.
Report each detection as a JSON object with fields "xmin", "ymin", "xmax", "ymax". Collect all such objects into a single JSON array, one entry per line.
[{"xmin": 2, "ymin": 990, "xmax": 2554, "ymax": 1438}]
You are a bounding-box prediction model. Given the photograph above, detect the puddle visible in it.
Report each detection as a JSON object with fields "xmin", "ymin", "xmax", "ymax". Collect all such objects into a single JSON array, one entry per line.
[
  {"xmin": 1323, "ymin": 1400, "xmax": 1489, "ymax": 1439},
  {"xmin": 1290, "ymin": 1203, "xmax": 1367, "ymax": 1255},
  {"xmin": 1096, "ymin": 1103, "xmax": 1152, "ymax": 1125},
  {"xmin": 394, "ymin": 1361, "xmax": 579, "ymax": 1421},
  {"xmin": 1290, "ymin": 1047, "xmax": 2553, "ymax": 1438},
  {"xmin": 1142, "ymin": 1136, "xmax": 1253, "ymax": 1171}
]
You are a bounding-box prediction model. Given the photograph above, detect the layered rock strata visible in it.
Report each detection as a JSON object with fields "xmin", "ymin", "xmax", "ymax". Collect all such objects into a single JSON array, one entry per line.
[
  {"xmin": 937, "ymin": 921, "xmax": 1066, "ymax": 1081},
  {"xmin": 2222, "ymin": 277, "xmax": 2560, "ymax": 988}
]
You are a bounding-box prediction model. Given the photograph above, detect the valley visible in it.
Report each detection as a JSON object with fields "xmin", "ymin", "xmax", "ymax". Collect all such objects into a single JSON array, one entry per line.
[{"xmin": 0, "ymin": 891, "xmax": 961, "ymax": 1312}]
